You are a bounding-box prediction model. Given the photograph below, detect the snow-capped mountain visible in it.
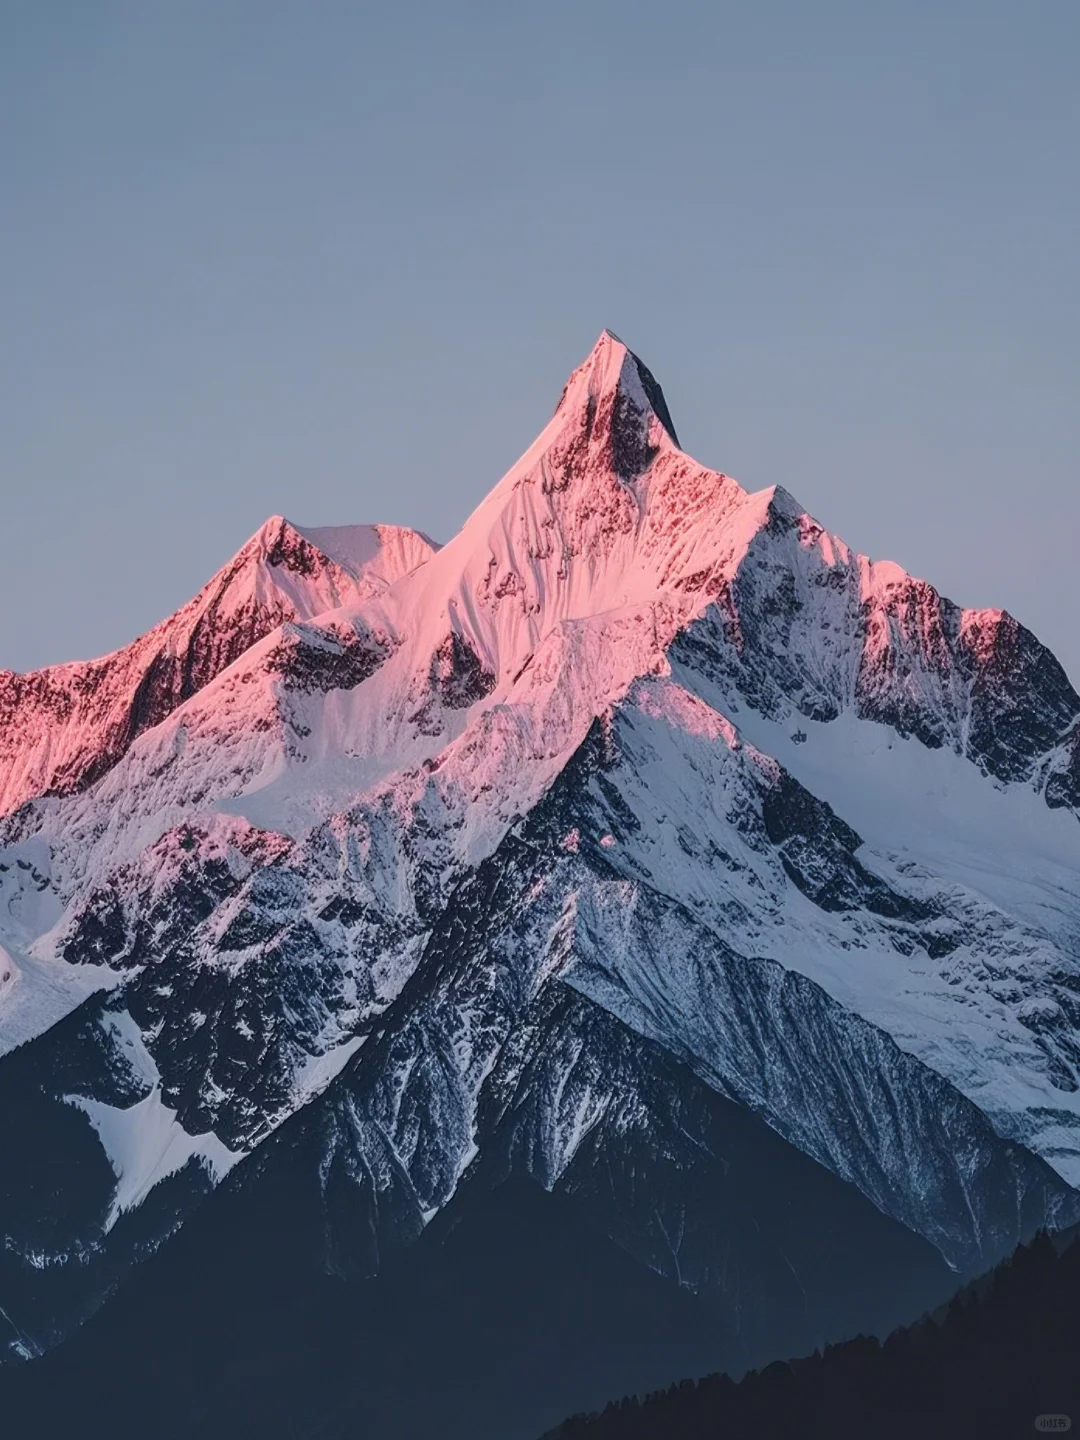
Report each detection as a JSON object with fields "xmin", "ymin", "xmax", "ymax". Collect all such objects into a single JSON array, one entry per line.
[
  {"xmin": 3, "ymin": 332, "xmax": 1080, "ymax": 1434},
  {"xmin": 0, "ymin": 517, "xmax": 437, "ymax": 821}
]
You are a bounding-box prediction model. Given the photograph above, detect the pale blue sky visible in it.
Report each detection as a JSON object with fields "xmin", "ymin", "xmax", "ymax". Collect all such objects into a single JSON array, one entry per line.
[{"xmin": 2, "ymin": 2, "xmax": 1078, "ymax": 677}]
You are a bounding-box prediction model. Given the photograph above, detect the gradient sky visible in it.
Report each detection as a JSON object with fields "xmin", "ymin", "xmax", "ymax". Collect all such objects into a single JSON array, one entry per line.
[{"xmin": 2, "ymin": 2, "xmax": 1078, "ymax": 679}]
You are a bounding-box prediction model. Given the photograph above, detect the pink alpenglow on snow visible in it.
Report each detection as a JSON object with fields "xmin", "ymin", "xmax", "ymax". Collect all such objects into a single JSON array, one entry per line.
[{"xmin": 4, "ymin": 329, "xmax": 1080, "ymax": 1270}]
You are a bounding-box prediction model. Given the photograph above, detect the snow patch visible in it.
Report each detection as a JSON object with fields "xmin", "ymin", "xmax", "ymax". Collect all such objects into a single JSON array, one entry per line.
[{"xmin": 70, "ymin": 1087, "xmax": 243, "ymax": 1228}]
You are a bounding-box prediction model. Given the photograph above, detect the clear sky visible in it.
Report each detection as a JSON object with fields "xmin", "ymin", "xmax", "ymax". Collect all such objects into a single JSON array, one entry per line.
[{"xmin": 2, "ymin": 2, "xmax": 1078, "ymax": 679}]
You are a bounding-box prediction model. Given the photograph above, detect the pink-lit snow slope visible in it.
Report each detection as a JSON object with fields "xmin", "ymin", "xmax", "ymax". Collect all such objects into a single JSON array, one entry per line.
[{"xmin": 0, "ymin": 518, "xmax": 437, "ymax": 818}]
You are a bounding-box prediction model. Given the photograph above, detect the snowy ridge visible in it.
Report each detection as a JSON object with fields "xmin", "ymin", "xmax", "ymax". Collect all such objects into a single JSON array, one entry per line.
[
  {"xmin": 0, "ymin": 517, "xmax": 437, "ymax": 820},
  {"xmin": 550, "ymin": 677, "xmax": 1080, "ymax": 1183}
]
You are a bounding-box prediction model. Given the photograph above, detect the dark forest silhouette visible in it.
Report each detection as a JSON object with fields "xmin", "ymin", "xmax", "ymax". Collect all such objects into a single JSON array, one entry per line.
[{"xmin": 544, "ymin": 1227, "xmax": 1080, "ymax": 1440}]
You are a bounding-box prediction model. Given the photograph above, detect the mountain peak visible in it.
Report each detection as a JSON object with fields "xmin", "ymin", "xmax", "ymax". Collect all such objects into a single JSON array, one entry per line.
[
  {"xmin": 0, "ymin": 513, "xmax": 438, "ymax": 819},
  {"xmin": 241, "ymin": 516, "xmax": 437, "ymax": 588},
  {"xmin": 555, "ymin": 332, "xmax": 680, "ymax": 452}
]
